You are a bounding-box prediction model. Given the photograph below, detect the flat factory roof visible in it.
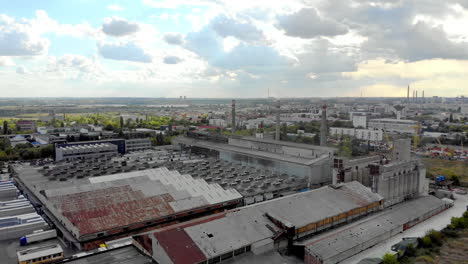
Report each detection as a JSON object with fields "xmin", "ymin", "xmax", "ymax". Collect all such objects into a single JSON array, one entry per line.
[
  {"xmin": 304, "ymin": 195, "xmax": 447, "ymax": 261},
  {"xmin": 174, "ymin": 137, "xmax": 330, "ymax": 166},
  {"xmin": 22, "ymin": 166, "xmax": 241, "ymax": 238},
  {"xmin": 66, "ymin": 246, "xmax": 152, "ymax": 264},
  {"xmin": 136, "ymin": 181, "xmax": 381, "ymax": 264}
]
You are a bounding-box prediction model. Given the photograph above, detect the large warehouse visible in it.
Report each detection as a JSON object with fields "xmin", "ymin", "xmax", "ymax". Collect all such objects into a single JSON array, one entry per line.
[
  {"xmin": 12, "ymin": 164, "xmax": 242, "ymax": 250},
  {"xmin": 173, "ymin": 134, "xmax": 335, "ymax": 187},
  {"xmin": 133, "ymin": 181, "xmax": 384, "ymax": 264},
  {"xmin": 302, "ymin": 195, "xmax": 450, "ymax": 264}
]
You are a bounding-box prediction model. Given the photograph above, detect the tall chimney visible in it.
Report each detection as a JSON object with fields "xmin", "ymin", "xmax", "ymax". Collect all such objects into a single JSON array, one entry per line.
[
  {"xmin": 422, "ymin": 90, "xmax": 425, "ymax": 104},
  {"xmin": 407, "ymin": 85, "xmax": 410, "ymax": 104},
  {"xmin": 320, "ymin": 104, "xmax": 327, "ymax": 146},
  {"xmin": 275, "ymin": 100, "xmax": 281, "ymax": 141},
  {"xmin": 416, "ymin": 90, "xmax": 418, "ymax": 103},
  {"xmin": 231, "ymin": 99, "xmax": 236, "ymax": 134}
]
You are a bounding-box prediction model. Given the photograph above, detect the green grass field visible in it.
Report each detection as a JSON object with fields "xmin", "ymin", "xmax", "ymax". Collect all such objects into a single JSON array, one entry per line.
[{"xmin": 422, "ymin": 158, "xmax": 468, "ymax": 186}]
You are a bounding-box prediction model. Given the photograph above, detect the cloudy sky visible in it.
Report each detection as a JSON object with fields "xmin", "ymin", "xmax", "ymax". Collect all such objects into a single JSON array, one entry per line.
[{"xmin": 1, "ymin": 0, "xmax": 468, "ymax": 98}]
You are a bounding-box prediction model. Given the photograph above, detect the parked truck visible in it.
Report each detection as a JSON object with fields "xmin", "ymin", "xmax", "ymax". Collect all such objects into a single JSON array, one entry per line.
[{"xmin": 19, "ymin": 229, "xmax": 57, "ymax": 246}]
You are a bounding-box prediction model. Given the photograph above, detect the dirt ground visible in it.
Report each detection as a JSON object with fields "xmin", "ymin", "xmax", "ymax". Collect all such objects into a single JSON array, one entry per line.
[{"xmin": 432, "ymin": 229, "xmax": 468, "ymax": 264}]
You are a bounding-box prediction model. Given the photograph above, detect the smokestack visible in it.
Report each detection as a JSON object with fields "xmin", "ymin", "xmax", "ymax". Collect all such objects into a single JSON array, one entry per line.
[
  {"xmin": 320, "ymin": 104, "xmax": 327, "ymax": 146},
  {"xmin": 416, "ymin": 90, "xmax": 418, "ymax": 103},
  {"xmin": 422, "ymin": 90, "xmax": 425, "ymax": 104},
  {"xmin": 275, "ymin": 100, "xmax": 281, "ymax": 141},
  {"xmin": 407, "ymin": 85, "xmax": 410, "ymax": 104},
  {"xmin": 231, "ymin": 100, "xmax": 236, "ymax": 134},
  {"xmin": 413, "ymin": 90, "xmax": 415, "ymax": 103}
]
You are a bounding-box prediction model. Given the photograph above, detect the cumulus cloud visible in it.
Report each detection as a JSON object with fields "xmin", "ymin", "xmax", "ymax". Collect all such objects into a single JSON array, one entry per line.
[
  {"xmin": 211, "ymin": 15, "xmax": 264, "ymax": 43},
  {"xmin": 163, "ymin": 55, "xmax": 183, "ymax": 64},
  {"xmin": 0, "ymin": 14, "xmax": 49, "ymax": 56},
  {"xmin": 98, "ymin": 42, "xmax": 152, "ymax": 62},
  {"xmin": 0, "ymin": 57, "xmax": 15, "ymax": 66},
  {"xmin": 364, "ymin": 21, "xmax": 468, "ymax": 61},
  {"xmin": 16, "ymin": 66, "xmax": 27, "ymax": 74},
  {"xmin": 163, "ymin": 33, "xmax": 184, "ymax": 45},
  {"xmin": 102, "ymin": 17, "xmax": 139, "ymax": 36},
  {"xmin": 277, "ymin": 8, "xmax": 348, "ymax": 38},
  {"xmin": 294, "ymin": 39, "xmax": 357, "ymax": 74},
  {"xmin": 48, "ymin": 54, "xmax": 98, "ymax": 73}
]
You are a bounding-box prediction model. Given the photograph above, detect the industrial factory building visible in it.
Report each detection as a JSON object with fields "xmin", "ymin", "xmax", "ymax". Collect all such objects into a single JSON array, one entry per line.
[
  {"xmin": 368, "ymin": 118, "xmax": 419, "ymax": 134},
  {"xmin": 302, "ymin": 195, "xmax": 451, "ymax": 264},
  {"xmin": 12, "ymin": 163, "xmax": 242, "ymax": 250},
  {"xmin": 124, "ymin": 138, "xmax": 152, "ymax": 152},
  {"xmin": 333, "ymin": 139, "xmax": 428, "ymax": 207},
  {"xmin": 133, "ymin": 181, "xmax": 384, "ymax": 264},
  {"xmin": 55, "ymin": 143, "xmax": 118, "ymax": 161},
  {"xmin": 329, "ymin": 127, "xmax": 383, "ymax": 141},
  {"xmin": 173, "ymin": 134, "xmax": 335, "ymax": 187}
]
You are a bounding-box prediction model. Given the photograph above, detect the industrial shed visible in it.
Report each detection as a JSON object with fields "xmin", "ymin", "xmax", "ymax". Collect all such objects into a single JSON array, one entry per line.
[
  {"xmin": 13, "ymin": 164, "xmax": 242, "ymax": 250},
  {"xmin": 303, "ymin": 195, "xmax": 451, "ymax": 264},
  {"xmin": 134, "ymin": 181, "xmax": 383, "ymax": 264}
]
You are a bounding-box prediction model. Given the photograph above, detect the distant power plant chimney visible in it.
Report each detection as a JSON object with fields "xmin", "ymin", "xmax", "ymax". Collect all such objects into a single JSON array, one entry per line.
[
  {"xmin": 231, "ymin": 100, "xmax": 236, "ymax": 134},
  {"xmin": 415, "ymin": 90, "xmax": 418, "ymax": 103},
  {"xmin": 320, "ymin": 104, "xmax": 327, "ymax": 146},
  {"xmin": 422, "ymin": 90, "xmax": 424, "ymax": 104},
  {"xmin": 275, "ymin": 100, "xmax": 281, "ymax": 141}
]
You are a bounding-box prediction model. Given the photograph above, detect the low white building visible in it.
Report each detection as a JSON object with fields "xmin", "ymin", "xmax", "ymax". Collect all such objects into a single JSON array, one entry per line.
[
  {"xmin": 368, "ymin": 118, "xmax": 419, "ymax": 134},
  {"xmin": 352, "ymin": 115, "xmax": 367, "ymax": 128},
  {"xmin": 330, "ymin": 127, "xmax": 383, "ymax": 141},
  {"xmin": 208, "ymin": 119, "xmax": 228, "ymax": 127},
  {"xmin": 55, "ymin": 143, "xmax": 118, "ymax": 161}
]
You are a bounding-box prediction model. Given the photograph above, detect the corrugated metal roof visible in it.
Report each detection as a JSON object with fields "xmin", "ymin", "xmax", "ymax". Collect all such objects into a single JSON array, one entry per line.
[
  {"xmin": 304, "ymin": 195, "xmax": 447, "ymax": 261},
  {"xmin": 144, "ymin": 181, "xmax": 380, "ymax": 263},
  {"xmin": 154, "ymin": 228, "xmax": 206, "ymax": 264},
  {"xmin": 47, "ymin": 168, "xmax": 241, "ymax": 237}
]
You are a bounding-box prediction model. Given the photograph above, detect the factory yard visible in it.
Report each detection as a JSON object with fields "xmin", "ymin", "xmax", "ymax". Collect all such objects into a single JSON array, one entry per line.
[
  {"xmin": 343, "ymin": 193, "xmax": 468, "ymax": 264},
  {"xmin": 422, "ymin": 158, "xmax": 468, "ymax": 185}
]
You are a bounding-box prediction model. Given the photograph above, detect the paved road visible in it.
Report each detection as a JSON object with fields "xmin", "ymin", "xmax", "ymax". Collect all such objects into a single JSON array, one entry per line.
[{"xmin": 343, "ymin": 194, "xmax": 468, "ymax": 264}]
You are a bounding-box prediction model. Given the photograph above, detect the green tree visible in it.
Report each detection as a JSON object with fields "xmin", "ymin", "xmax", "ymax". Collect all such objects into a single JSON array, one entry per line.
[
  {"xmin": 382, "ymin": 253, "xmax": 399, "ymax": 264},
  {"xmin": 3, "ymin": 120, "xmax": 7, "ymax": 134},
  {"xmin": 338, "ymin": 137, "xmax": 352, "ymax": 157},
  {"xmin": 119, "ymin": 116, "xmax": 124, "ymax": 128}
]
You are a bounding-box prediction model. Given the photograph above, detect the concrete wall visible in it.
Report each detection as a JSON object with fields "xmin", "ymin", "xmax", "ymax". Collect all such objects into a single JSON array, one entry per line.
[
  {"xmin": 219, "ymin": 150, "xmax": 331, "ymax": 185},
  {"xmin": 392, "ymin": 139, "xmax": 411, "ymax": 162},
  {"xmin": 228, "ymin": 138, "xmax": 326, "ymax": 159},
  {"xmin": 377, "ymin": 160, "xmax": 422, "ymax": 207}
]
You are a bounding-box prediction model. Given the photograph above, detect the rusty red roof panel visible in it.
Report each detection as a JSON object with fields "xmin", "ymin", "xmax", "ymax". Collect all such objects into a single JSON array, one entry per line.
[
  {"xmin": 154, "ymin": 228, "xmax": 207, "ymax": 264},
  {"xmin": 52, "ymin": 185, "xmax": 176, "ymax": 235}
]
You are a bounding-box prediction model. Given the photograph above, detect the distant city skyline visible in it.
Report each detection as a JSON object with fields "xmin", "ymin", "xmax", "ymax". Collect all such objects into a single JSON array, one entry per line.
[{"xmin": 1, "ymin": 0, "xmax": 468, "ymax": 98}]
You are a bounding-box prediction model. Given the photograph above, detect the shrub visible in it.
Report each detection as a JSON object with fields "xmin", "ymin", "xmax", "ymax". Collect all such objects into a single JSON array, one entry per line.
[
  {"xmin": 427, "ymin": 230, "xmax": 444, "ymax": 247},
  {"xmin": 441, "ymin": 228, "xmax": 459, "ymax": 238},
  {"xmin": 405, "ymin": 244, "xmax": 416, "ymax": 257},
  {"xmin": 418, "ymin": 236, "xmax": 432, "ymax": 248},
  {"xmin": 382, "ymin": 253, "xmax": 399, "ymax": 264}
]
